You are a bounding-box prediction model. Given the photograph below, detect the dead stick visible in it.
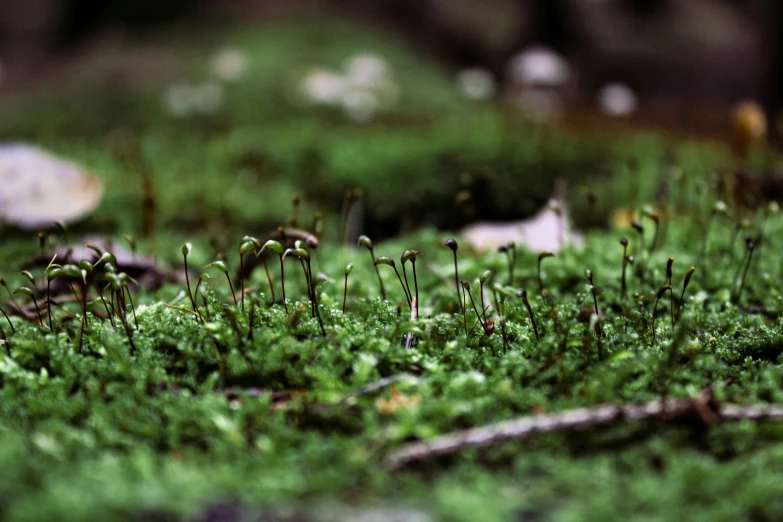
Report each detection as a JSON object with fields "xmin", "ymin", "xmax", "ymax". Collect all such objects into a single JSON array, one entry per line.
[{"xmin": 385, "ymin": 396, "xmax": 783, "ymax": 469}]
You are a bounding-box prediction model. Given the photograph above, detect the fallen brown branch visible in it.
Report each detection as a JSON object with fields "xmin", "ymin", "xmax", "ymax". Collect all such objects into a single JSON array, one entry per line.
[{"xmin": 385, "ymin": 390, "xmax": 783, "ymax": 469}]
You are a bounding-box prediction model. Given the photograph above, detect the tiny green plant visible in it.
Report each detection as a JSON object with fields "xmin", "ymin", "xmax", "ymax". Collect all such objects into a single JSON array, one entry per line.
[
  {"xmin": 76, "ymin": 260, "xmax": 92, "ymax": 350},
  {"xmin": 203, "ymin": 260, "xmax": 237, "ymax": 307},
  {"xmin": 702, "ymin": 200, "xmax": 728, "ymax": 258},
  {"xmin": 374, "ymin": 257, "xmax": 410, "ymax": 308},
  {"xmin": 182, "ymin": 243, "xmax": 198, "ymax": 317},
  {"xmin": 284, "ymin": 247, "xmax": 325, "ymax": 335},
  {"xmin": 732, "ymin": 235, "xmax": 755, "ymax": 305},
  {"xmin": 359, "ymin": 235, "xmax": 386, "ymax": 300},
  {"xmin": 0, "ymin": 278, "xmax": 20, "ymax": 319},
  {"xmin": 195, "ymin": 273, "xmax": 211, "ymax": 320},
  {"xmin": 479, "ymin": 269, "xmax": 495, "ymax": 324},
  {"xmin": 45, "ymin": 264, "xmax": 63, "ymax": 332},
  {"xmin": 14, "ymin": 286, "xmax": 41, "ymax": 326},
  {"xmin": 631, "ymin": 221, "xmax": 645, "ymax": 280},
  {"xmin": 620, "ymin": 238, "xmax": 629, "ymax": 300},
  {"xmin": 55, "ymin": 221, "xmax": 70, "ymax": 248},
  {"xmin": 19, "ymin": 270, "xmax": 39, "ymax": 294},
  {"xmin": 444, "ymin": 239, "xmax": 465, "ymax": 332},
  {"xmin": 516, "ymin": 288, "xmax": 539, "ymax": 340},
  {"xmin": 666, "ymin": 257, "xmax": 675, "ymax": 328},
  {"xmin": 584, "ymin": 269, "xmax": 602, "ymax": 337},
  {"xmin": 461, "ymin": 280, "xmax": 489, "ymax": 336},
  {"xmin": 259, "ymin": 239, "xmax": 286, "ymax": 312},
  {"xmin": 312, "ymin": 211, "xmax": 324, "ymax": 239},
  {"xmin": 105, "ymin": 271, "xmax": 137, "ymax": 352},
  {"xmin": 651, "ymin": 284, "xmax": 672, "ymax": 346},
  {"xmin": 675, "ymin": 266, "xmax": 696, "ymax": 325},
  {"xmin": 491, "ymin": 282, "xmax": 513, "ymax": 352},
  {"xmin": 118, "ymin": 273, "xmax": 139, "ymax": 329},
  {"xmin": 123, "ymin": 234, "xmax": 136, "ymax": 262},
  {"xmin": 239, "ymin": 237, "xmax": 260, "ymax": 312},
  {"xmin": 401, "ymin": 250, "xmax": 420, "ymax": 317},
  {"xmin": 642, "ymin": 208, "xmax": 660, "ymax": 253},
  {"xmin": 537, "ymin": 251, "xmax": 555, "ymax": 296},
  {"xmin": 343, "ymin": 263, "xmax": 353, "ymax": 313},
  {"xmin": 498, "ymin": 242, "xmax": 516, "ymax": 285},
  {"xmin": 91, "ymin": 253, "xmax": 117, "ymax": 327}
]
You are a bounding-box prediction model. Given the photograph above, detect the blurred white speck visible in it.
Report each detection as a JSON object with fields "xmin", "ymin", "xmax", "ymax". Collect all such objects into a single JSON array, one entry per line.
[
  {"xmin": 300, "ymin": 54, "xmax": 397, "ymax": 122},
  {"xmin": 191, "ymin": 82, "xmax": 224, "ymax": 114},
  {"xmin": 344, "ymin": 53, "xmax": 389, "ymax": 88},
  {"xmin": 210, "ymin": 48, "xmax": 248, "ymax": 82},
  {"xmin": 508, "ymin": 46, "xmax": 570, "ymax": 86},
  {"xmin": 163, "ymin": 82, "xmax": 224, "ymax": 117},
  {"xmin": 342, "ymin": 89, "xmax": 379, "ymax": 122},
  {"xmin": 456, "ymin": 68, "xmax": 496, "ymax": 100},
  {"xmin": 597, "ymin": 82, "xmax": 638, "ymax": 116},
  {"xmin": 163, "ymin": 83, "xmax": 193, "ymax": 117},
  {"xmin": 301, "ymin": 68, "xmax": 346, "ymax": 105}
]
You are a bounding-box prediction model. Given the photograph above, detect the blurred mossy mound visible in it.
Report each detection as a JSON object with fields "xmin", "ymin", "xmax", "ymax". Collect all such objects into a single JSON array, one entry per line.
[{"xmin": 0, "ymin": 19, "xmax": 730, "ymax": 239}]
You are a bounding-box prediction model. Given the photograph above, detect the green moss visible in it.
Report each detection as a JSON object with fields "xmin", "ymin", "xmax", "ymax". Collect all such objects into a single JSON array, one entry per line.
[{"xmin": 1, "ymin": 17, "xmax": 782, "ymax": 522}]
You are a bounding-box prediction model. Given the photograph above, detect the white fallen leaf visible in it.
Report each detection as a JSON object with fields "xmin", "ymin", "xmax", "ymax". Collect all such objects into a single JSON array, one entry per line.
[
  {"xmin": 0, "ymin": 144, "xmax": 102, "ymax": 229},
  {"xmin": 461, "ymin": 196, "xmax": 583, "ymax": 253}
]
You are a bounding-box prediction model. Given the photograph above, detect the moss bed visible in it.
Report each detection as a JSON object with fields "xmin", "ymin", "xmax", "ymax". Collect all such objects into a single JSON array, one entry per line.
[{"xmin": 1, "ymin": 18, "xmax": 783, "ymax": 522}]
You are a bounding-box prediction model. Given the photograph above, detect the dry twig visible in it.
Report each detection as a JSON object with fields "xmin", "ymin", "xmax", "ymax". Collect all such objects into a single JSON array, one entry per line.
[{"xmin": 385, "ymin": 390, "xmax": 783, "ymax": 469}]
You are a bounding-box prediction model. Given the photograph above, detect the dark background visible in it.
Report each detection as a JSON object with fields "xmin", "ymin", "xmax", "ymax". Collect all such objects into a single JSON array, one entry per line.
[{"xmin": 1, "ymin": 0, "xmax": 782, "ymax": 134}]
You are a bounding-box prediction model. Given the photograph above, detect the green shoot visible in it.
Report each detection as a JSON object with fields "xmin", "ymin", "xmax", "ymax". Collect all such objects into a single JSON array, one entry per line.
[
  {"xmin": 0, "ymin": 278, "xmax": 20, "ymax": 319},
  {"xmin": 461, "ymin": 280, "xmax": 489, "ymax": 336},
  {"xmin": 642, "ymin": 209, "xmax": 660, "ymax": 253},
  {"xmin": 631, "ymin": 220, "xmax": 645, "ymax": 280},
  {"xmin": 54, "ymin": 221, "xmax": 70, "ymax": 249},
  {"xmin": 584, "ymin": 269, "xmax": 602, "ymax": 337},
  {"xmin": 123, "ymin": 234, "xmax": 136, "ymax": 262},
  {"xmin": 359, "ymin": 235, "xmax": 386, "ymax": 300},
  {"xmin": 45, "ymin": 264, "xmax": 63, "ymax": 332},
  {"xmin": 666, "ymin": 257, "xmax": 674, "ymax": 328},
  {"xmin": 620, "ymin": 238, "xmax": 629, "ymax": 300},
  {"xmin": 517, "ymin": 288, "xmax": 539, "ymax": 340},
  {"xmin": 312, "ymin": 211, "xmax": 324, "ymax": 240},
  {"xmin": 652, "ymin": 284, "xmax": 672, "ymax": 346},
  {"xmin": 284, "ymin": 247, "xmax": 325, "ymax": 335},
  {"xmin": 445, "ymin": 239, "xmax": 465, "ymax": 333},
  {"xmin": 401, "ymin": 250, "xmax": 420, "ymax": 317},
  {"xmin": 182, "ymin": 243, "xmax": 198, "ymax": 316},
  {"xmin": 537, "ymin": 251, "xmax": 555, "ymax": 296},
  {"xmin": 203, "ymin": 260, "xmax": 237, "ymax": 307},
  {"xmin": 733, "ymin": 236, "xmax": 755, "ymax": 305},
  {"xmin": 14, "ymin": 287, "xmax": 41, "ymax": 326},
  {"xmin": 498, "ymin": 242, "xmax": 516, "ymax": 285},
  {"xmin": 92, "ymin": 253, "xmax": 117, "ymax": 327},
  {"xmin": 239, "ymin": 238, "xmax": 258, "ymax": 312},
  {"xmin": 675, "ymin": 266, "xmax": 696, "ymax": 326},
  {"xmin": 259, "ymin": 239, "xmax": 286, "ymax": 312},
  {"xmin": 702, "ymin": 200, "xmax": 728, "ymax": 258},
  {"xmin": 343, "ymin": 263, "xmax": 353, "ymax": 313},
  {"xmin": 479, "ymin": 269, "xmax": 495, "ymax": 324},
  {"xmin": 374, "ymin": 257, "xmax": 410, "ymax": 308}
]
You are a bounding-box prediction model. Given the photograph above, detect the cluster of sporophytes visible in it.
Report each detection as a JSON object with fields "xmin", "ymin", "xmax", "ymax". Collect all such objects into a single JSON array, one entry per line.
[{"xmin": 4, "ymin": 166, "xmax": 783, "ymax": 520}]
